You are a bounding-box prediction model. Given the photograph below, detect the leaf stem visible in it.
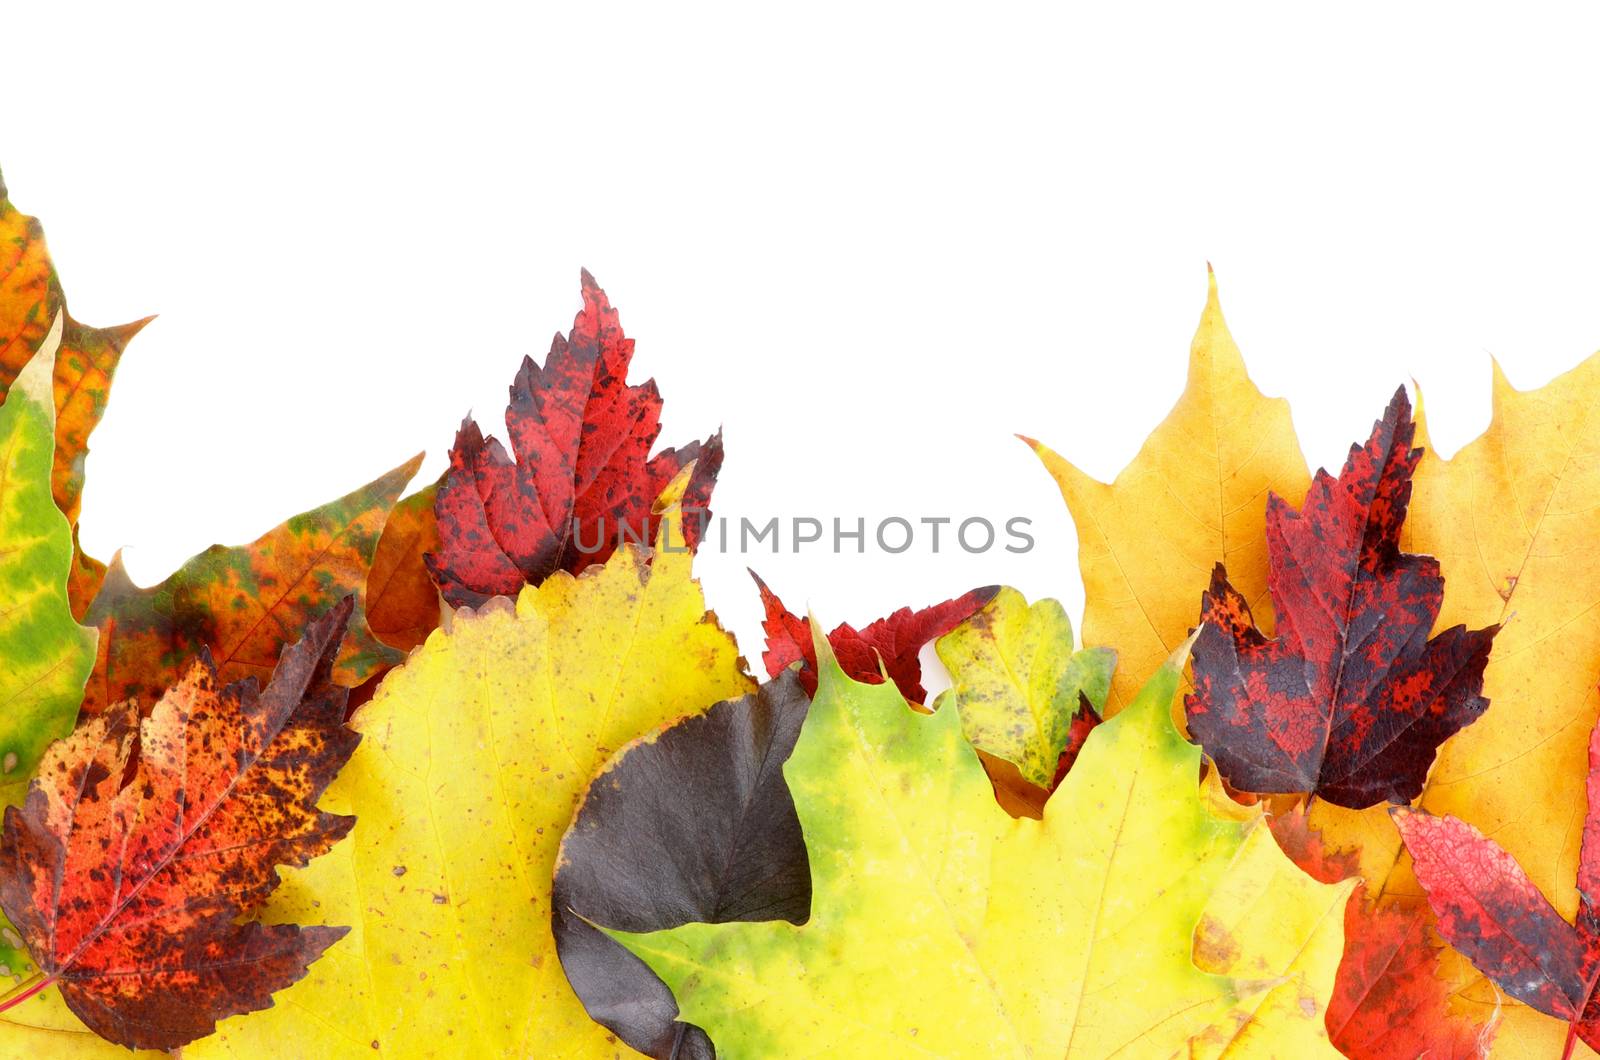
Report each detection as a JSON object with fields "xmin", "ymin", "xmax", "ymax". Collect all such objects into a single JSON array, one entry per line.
[
  {"xmin": 0, "ymin": 972, "xmax": 53, "ymax": 1013},
  {"xmin": 1565, "ymin": 961, "xmax": 1600, "ymax": 1060}
]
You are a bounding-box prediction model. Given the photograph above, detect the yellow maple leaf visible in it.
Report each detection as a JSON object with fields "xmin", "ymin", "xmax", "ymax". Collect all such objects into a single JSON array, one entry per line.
[
  {"xmin": 1029, "ymin": 268, "xmax": 1308, "ymax": 712},
  {"xmin": 186, "ymin": 480, "xmax": 752, "ymax": 1059}
]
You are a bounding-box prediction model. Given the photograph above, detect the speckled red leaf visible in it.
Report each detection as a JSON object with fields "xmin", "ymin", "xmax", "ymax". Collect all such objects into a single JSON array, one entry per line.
[
  {"xmin": 1396, "ymin": 712, "xmax": 1600, "ymax": 1056},
  {"xmin": 1186, "ymin": 388, "xmax": 1497, "ymax": 808},
  {"xmin": 0, "ymin": 601, "xmax": 359, "ymax": 1051},
  {"xmin": 425, "ymin": 271, "xmax": 721, "ymax": 608},
  {"xmin": 750, "ymin": 570, "xmax": 997, "ymax": 703},
  {"xmin": 1271, "ymin": 809, "xmax": 1492, "ymax": 1058}
]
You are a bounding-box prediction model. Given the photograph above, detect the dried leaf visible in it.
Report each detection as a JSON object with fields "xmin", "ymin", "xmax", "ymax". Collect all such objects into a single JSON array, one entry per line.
[
  {"xmin": 365, "ymin": 480, "xmax": 441, "ymax": 653},
  {"xmin": 932, "ymin": 586, "xmax": 1114, "ymax": 791}
]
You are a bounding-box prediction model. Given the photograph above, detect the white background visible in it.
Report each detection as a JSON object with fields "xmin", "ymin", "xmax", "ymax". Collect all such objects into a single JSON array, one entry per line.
[{"xmin": 4, "ymin": 3, "xmax": 1599, "ymax": 664}]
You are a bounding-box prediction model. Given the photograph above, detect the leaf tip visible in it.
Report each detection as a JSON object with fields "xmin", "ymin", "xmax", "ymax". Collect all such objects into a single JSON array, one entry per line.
[{"xmin": 1169, "ymin": 625, "xmax": 1201, "ymax": 672}]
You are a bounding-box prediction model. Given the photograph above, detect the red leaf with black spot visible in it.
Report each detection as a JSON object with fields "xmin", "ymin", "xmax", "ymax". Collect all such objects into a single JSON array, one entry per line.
[
  {"xmin": 750, "ymin": 570, "xmax": 997, "ymax": 704},
  {"xmin": 0, "ymin": 601, "xmax": 360, "ymax": 1051},
  {"xmin": 1395, "ymin": 712, "xmax": 1600, "ymax": 1058},
  {"xmin": 426, "ymin": 270, "xmax": 722, "ymax": 608},
  {"xmin": 1185, "ymin": 388, "xmax": 1497, "ymax": 808}
]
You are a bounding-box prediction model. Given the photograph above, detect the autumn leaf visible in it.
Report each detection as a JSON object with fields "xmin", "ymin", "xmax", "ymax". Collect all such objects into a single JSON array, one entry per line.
[
  {"xmin": 608, "ymin": 636, "xmax": 1352, "ymax": 1057},
  {"xmin": 554, "ymin": 673, "xmax": 811, "ymax": 1059},
  {"xmin": 1331, "ymin": 892, "xmax": 1496, "ymax": 1058},
  {"xmin": 184, "ymin": 475, "xmax": 752, "ymax": 1058},
  {"xmin": 1270, "ymin": 809, "xmax": 1494, "ymax": 1057},
  {"xmin": 426, "ymin": 270, "xmax": 722, "ymax": 608},
  {"xmin": 1028, "ymin": 267, "xmax": 1309, "ymax": 712},
  {"xmin": 751, "ymin": 569, "xmax": 996, "ymax": 703},
  {"xmin": 0, "ymin": 170, "xmax": 150, "ymax": 614},
  {"xmin": 1187, "ymin": 388, "xmax": 1498, "ymax": 808},
  {"xmin": 932, "ymin": 587, "xmax": 1114, "ymax": 800},
  {"xmin": 81, "ymin": 453, "xmax": 422, "ymax": 716},
  {"xmin": 365, "ymin": 480, "xmax": 442, "ymax": 654},
  {"xmin": 0, "ymin": 599, "xmax": 359, "ymax": 1051}
]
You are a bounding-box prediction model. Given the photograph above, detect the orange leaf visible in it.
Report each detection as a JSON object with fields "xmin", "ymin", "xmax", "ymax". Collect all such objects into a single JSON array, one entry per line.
[{"xmin": 365, "ymin": 480, "xmax": 441, "ymax": 653}]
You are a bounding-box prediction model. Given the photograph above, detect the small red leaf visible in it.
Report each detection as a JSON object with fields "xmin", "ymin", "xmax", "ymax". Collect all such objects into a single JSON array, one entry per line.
[
  {"xmin": 0, "ymin": 601, "xmax": 360, "ymax": 1050},
  {"xmin": 1271, "ymin": 810, "xmax": 1492, "ymax": 1057},
  {"xmin": 1328, "ymin": 891, "xmax": 1494, "ymax": 1059},
  {"xmin": 1186, "ymin": 388, "xmax": 1497, "ymax": 807},
  {"xmin": 750, "ymin": 571, "xmax": 996, "ymax": 703},
  {"xmin": 426, "ymin": 271, "xmax": 720, "ymax": 607}
]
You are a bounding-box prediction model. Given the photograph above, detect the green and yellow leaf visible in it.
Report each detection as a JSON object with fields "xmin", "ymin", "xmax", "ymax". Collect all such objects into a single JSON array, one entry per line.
[{"xmin": 610, "ymin": 638, "xmax": 1352, "ymax": 1057}]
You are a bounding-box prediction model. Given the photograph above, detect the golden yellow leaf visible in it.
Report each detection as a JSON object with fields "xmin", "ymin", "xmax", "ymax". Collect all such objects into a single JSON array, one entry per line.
[
  {"xmin": 1029, "ymin": 269, "xmax": 1308, "ymax": 711},
  {"xmin": 186, "ymin": 486, "xmax": 752, "ymax": 1059}
]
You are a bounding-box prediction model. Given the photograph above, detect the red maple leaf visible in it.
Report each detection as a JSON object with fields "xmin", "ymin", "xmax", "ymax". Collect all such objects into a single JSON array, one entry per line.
[
  {"xmin": 426, "ymin": 270, "xmax": 721, "ymax": 608},
  {"xmin": 0, "ymin": 601, "xmax": 360, "ymax": 1050},
  {"xmin": 1270, "ymin": 810, "xmax": 1494, "ymax": 1057},
  {"xmin": 751, "ymin": 570, "xmax": 996, "ymax": 703},
  {"xmin": 1395, "ymin": 713, "xmax": 1600, "ymax": 1060},
  {"xmin": 1185, "ymin": 387, "xmax": 1498, "ymax": 808}
]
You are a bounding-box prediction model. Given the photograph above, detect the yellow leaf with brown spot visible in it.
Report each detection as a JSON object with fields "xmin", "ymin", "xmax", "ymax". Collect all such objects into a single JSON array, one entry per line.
[
  {"xmin": 1029, "ymin": 269, "xmax": 1308, "ymax": 711},
  {"xmin": 185, "ymin": 483, "xmax": 752, "ymax": 1059}
]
